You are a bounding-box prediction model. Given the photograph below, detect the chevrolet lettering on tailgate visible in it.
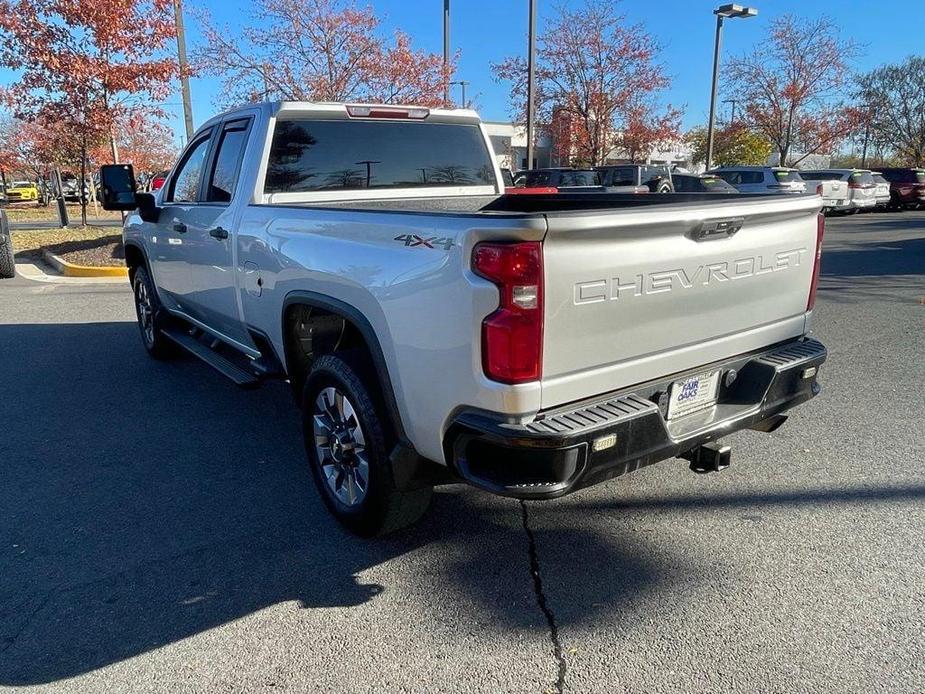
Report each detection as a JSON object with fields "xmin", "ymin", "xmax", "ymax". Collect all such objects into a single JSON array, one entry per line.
[{"xmin": 574, "ymin": 247, "xmax": 808, "ymax": 304}]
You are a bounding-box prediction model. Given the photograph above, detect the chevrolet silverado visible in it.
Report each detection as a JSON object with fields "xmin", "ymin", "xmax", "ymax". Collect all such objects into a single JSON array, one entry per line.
[{"xmin": 98, "ymin": 101, "xmax": 827, "ymax": 536}]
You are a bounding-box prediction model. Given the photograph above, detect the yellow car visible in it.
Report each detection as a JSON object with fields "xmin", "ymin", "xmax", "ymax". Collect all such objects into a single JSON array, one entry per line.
[{"xmin": 6, "ymin": 180, "xmax": 39, "ymax": 202}]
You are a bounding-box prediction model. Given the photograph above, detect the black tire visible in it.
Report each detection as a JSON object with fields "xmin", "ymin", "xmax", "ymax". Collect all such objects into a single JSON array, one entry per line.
[
  {"xmin": 132, "ymin": 265, "xmax": 176, "ymax": 359},
  {"xmin": 302, "ymin": 353, "xmax": 432, "ymax": 536},
  {"xmin": 0, "ymin": 212, "xmax": 14, "ymax": 279}
]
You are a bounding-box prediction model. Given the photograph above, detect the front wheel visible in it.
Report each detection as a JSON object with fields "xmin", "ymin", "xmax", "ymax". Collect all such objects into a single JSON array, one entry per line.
[
  {"xmin": 132, "ymin": 265, "xmax": 176, "ymax": 359},
  {"xmin": 302, "ymin": 353, "xmax": 432, "ymax": 536}
]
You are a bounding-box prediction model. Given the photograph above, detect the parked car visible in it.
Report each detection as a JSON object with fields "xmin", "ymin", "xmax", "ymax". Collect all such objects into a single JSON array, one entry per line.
[
  {"xmin": 148, "ymin": 170, "xmax": 170, "ymax": 192},
  {"xmin": 797, "ymin": 171, "xmax": 851, "ymax": 214},
  {"xmin": 671, "ymin": 173, "xmax": 739, "ymax": 194},
  {"xmin": 99, "ymin": 101, "xmax": 827, "ymax": 536},
  {"xmin": 596, "ymin": 164, "xmax": 673, "ymax": 192},
  {"xmin": 512, "ymin": 168, "xmax": 603, "ymax": 190},
  {"xmin": 877, "ymin": 168, "xmax": 925, "ymax": 209},
  {"xmin": 5, "ymin": 180, "xmax": 40, "ymax": 202},
  {"xmin": 800, "ymin": 170, "xmax": 876, "ymax": 213},
  {"xmin": 709, "ymin": 167, "xmax": 806, "ymax": 195},
  {"xmin": 870, "ymin": 173, "xmax": 891, "ymax": 209}
]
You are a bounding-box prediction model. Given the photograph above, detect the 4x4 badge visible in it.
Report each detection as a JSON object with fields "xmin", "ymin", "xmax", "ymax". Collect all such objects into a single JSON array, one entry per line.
[{"xmin": 394, "ymin": 234, "xmax": 455, "ymax": 250}]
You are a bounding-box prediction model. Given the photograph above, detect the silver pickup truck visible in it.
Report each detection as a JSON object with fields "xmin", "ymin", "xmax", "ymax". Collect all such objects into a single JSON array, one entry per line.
[{"xmin": 99, "ymin": 101, "xmax": 827, "ymax": 536}]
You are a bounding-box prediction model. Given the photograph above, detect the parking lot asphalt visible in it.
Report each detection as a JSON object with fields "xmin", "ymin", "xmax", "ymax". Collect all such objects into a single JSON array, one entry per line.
[{"xmin": 0, "ymin": 211, "xmax": 922, "ymax": 693}]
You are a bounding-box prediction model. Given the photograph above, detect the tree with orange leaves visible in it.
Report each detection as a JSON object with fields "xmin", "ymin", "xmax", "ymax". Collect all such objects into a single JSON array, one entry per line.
[
  {"xmin": 0, "ymin": 0, "xmax": 178, "ymax": 159},
  {"xmin": 492, "ymin": 1, "xmax": 681, "ymax": 166},
  {"xmin": 197, "ymin": 0, "xmax": 451, "ymax": 108},
  {"xmin": 726, "ymin": 15, "xmax": 862, "ymax": 166},
  {"xmin": 0, "ymin": 0, "xmax": 179, "ymax": 222}
]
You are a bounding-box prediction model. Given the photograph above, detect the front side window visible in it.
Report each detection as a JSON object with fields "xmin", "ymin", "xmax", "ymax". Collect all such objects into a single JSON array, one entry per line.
[
  {"xmin": 167, "ymin": 134, "xmax": 211, "ymax": 203},
  {"xmin": 264, "ymin": 119, "xmax": 496, "ymax": 193}
]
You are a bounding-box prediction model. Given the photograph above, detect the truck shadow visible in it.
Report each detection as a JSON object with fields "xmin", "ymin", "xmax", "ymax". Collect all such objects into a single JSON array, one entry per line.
[{"xmin": 0, "ymin": 321, "xmax": 675, "ymax": 686}]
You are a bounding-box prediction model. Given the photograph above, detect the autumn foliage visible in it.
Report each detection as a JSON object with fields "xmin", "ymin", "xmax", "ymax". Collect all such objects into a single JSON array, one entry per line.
[
  {"xmin": 726, "ymin": 15, "xmax": 862, "ymax": 166},
  {"xmin": 0, "ymin": 0, "xmax": 178, "ymax": 152},
  {"xmin": 492, "ymin": 2, "xmax": 681, "ymax": 166},
  {"xmin": 197, "ymin": 0, "xmax": 452, "ymax": 108}
]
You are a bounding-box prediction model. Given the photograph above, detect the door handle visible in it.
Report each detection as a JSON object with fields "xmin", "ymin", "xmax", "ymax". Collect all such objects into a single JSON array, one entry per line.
[
  {"xmin": 172, "ymin": 222, "xmax": 187, "ymax": 234},
  {"xmin": 209, "ymin": 226, "xmax": 229, "ymax": 240}
]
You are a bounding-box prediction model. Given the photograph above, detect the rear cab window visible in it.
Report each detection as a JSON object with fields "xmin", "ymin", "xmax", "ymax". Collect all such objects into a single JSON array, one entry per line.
[{"xmin": 264, "ymin": 118, "xmax": 496, "ymax": 195}]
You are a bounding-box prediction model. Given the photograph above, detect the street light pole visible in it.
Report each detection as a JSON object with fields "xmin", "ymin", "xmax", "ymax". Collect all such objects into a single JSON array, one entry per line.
[
  {"xmin": 450, "ymin": 80, "xmax": 469, "ymax": 108},
  {"xmin": 705, "ymin": 4, "xmax": 757, "ymax": 171},
  {"xmin": 443, "ymin": 0, "xmax": 450, "ymax": 107},
  {"xmin": 526, "ymin": 0, "xmax": 537, "ymax": 171},
  {"xmin": 173, "ymin": 0, "xmax": 194, "ymax": 141}
]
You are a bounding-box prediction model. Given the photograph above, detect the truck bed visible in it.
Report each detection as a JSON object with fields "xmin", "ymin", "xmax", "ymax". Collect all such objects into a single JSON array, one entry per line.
[{"xmin": 296, "ymin": 191, "xmax": 795, "ymax": 216}]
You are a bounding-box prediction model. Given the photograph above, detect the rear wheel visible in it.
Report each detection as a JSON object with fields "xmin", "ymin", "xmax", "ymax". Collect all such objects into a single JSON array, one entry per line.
[{"xmin": 303, "ymin": 353, "xmax": 432, "ymax": 536}]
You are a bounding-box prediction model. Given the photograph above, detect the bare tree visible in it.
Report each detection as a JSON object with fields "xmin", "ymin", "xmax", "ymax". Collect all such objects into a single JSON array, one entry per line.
[
  {"xmin": 727, "ymin": 15, "xmax": 862, "ymax": 166},
  {"xmin": 858, "ymin": 56, "xmax": 925, "ymax": 166}
]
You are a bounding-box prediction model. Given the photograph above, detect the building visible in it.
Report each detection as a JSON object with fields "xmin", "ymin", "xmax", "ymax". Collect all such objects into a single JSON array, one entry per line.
[{"xmin": 482, "ymin": 121, "xmax": 551, "ymax": 171}]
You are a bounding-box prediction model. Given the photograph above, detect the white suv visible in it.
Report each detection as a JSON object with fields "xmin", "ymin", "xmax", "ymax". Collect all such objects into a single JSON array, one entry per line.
[
  {"xmin": 799, "ymin": 170, "xmax": 877, "ymax": 213},
  {"xmin": 709, "ymin": 166, "xmax": 806, "ymax": 194}
]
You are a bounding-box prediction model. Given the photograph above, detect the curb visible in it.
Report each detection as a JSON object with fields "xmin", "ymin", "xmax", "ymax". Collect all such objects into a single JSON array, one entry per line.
[{"xmin": 42, "ymin": 249, "xmax": 128, "ymax": 278}]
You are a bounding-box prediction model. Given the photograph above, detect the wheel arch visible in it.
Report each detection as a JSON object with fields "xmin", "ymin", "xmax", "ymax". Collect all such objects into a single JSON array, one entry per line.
[{"xmin": 281, "ymin": 290, "xmax": 409, "ymax": 446}]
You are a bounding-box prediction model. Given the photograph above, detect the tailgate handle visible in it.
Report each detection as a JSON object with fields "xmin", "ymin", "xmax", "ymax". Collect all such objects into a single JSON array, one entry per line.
[{"xmin": 694, "ymin": 217, "xmax": 744, "ymax": 241}]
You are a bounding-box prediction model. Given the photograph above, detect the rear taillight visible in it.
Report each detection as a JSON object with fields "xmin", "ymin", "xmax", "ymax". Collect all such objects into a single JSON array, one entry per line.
[
  {"xmin": 472, "ymin": 242, "xmax": 544, "ymax": 384},
  {"xmin": 816, "ymin": 183, "xmax": 824, "ymax": 196},
  {"xmin": 807, "ymin": 213, "xmax": 825, "ymax": 311},
  {"xmin": 151, "ymin": 177, "xmax": 166, "ymax": 190}
]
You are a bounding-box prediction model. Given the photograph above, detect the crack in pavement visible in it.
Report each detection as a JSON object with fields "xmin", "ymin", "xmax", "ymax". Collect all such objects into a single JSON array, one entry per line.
[{"xmin": 520, "ymin": 500, "xmax": 567, "ymax": 694}]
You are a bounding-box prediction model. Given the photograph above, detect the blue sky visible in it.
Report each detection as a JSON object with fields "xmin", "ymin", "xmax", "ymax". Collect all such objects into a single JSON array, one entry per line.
[{"xmin": 5, "ymin": 0, "xmax": 924, "ymax": 144}]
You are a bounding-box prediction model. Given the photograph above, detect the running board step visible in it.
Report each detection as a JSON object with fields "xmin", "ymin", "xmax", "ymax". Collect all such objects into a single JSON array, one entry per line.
[{"xmin": 161, "ymin": 328, "xmax": 260, "ymax": 388}]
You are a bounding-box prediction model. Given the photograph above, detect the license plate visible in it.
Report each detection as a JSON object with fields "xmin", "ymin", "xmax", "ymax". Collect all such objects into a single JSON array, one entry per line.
[{"xmin": 667, "ymin": 371, "xmax": 720, "ymax": 420}]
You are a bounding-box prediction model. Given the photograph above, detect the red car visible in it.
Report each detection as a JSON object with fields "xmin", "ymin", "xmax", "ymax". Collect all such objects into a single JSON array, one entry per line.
[{"xmin": 877, "ymin": 168, "xmax": 925, "ymax": 209}]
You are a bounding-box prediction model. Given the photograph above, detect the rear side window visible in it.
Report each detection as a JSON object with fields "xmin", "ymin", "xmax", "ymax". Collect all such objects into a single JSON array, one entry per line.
[
  {"xmin": 207, "ymin": 120, "xmax": 251, "ymax": 202},
  {"xmin": 773, "ymin": 170, "xmax": 801, "ymax": 182},
  {"xmin": 605, "ymin": 167, "xmax": 636, "ymax": 186},
  {"xmin": 265, "ymin": 119, "xmax": 496, "ymax": 193}
]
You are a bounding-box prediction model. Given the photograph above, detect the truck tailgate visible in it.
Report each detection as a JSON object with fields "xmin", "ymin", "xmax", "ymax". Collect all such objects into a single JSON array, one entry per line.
[{"xmin": 540, "ymin": 195, "xmax": 821, "ymax": 409}]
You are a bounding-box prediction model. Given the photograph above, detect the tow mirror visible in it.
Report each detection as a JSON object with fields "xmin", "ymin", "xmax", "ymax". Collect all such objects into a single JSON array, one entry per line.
[{"xmin": 99, "ymin": 164, "xmax": 138, "ymax": 211}]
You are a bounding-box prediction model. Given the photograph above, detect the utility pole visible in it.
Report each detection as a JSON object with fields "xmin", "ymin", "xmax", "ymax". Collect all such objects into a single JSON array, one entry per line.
[
  {"xmin": 722, "ymin": 98, "xmax": 738, "ymax": 125},
  {"xmin": 450, "ymin": 80, "xmax": 469, "ymax": 108},
  {"xmin": 355, "ymin": 160, "xmax": 381, "ymax": 188},
  {"xmin": 174, "ymin": 0, "xmax": 194, "ymax": 141},
  {"xmin": 526, "ymin": 0, "xmax": 537, "ymax": 170},
  {"xmin": 443, "ymin": 0, "xmax": 450, "ymax": 107}
]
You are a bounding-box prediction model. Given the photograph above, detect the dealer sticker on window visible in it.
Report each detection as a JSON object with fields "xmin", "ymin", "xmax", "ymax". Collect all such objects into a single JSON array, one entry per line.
[{"xmin": 667, "ymin": 370, "xmax": 720, "ymax": 420}]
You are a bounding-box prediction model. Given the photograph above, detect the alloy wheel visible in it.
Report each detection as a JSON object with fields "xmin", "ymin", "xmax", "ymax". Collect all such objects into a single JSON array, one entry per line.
[{"xmin": 312, "ymin": 386, "xmax": 369, "ymax": 507}]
